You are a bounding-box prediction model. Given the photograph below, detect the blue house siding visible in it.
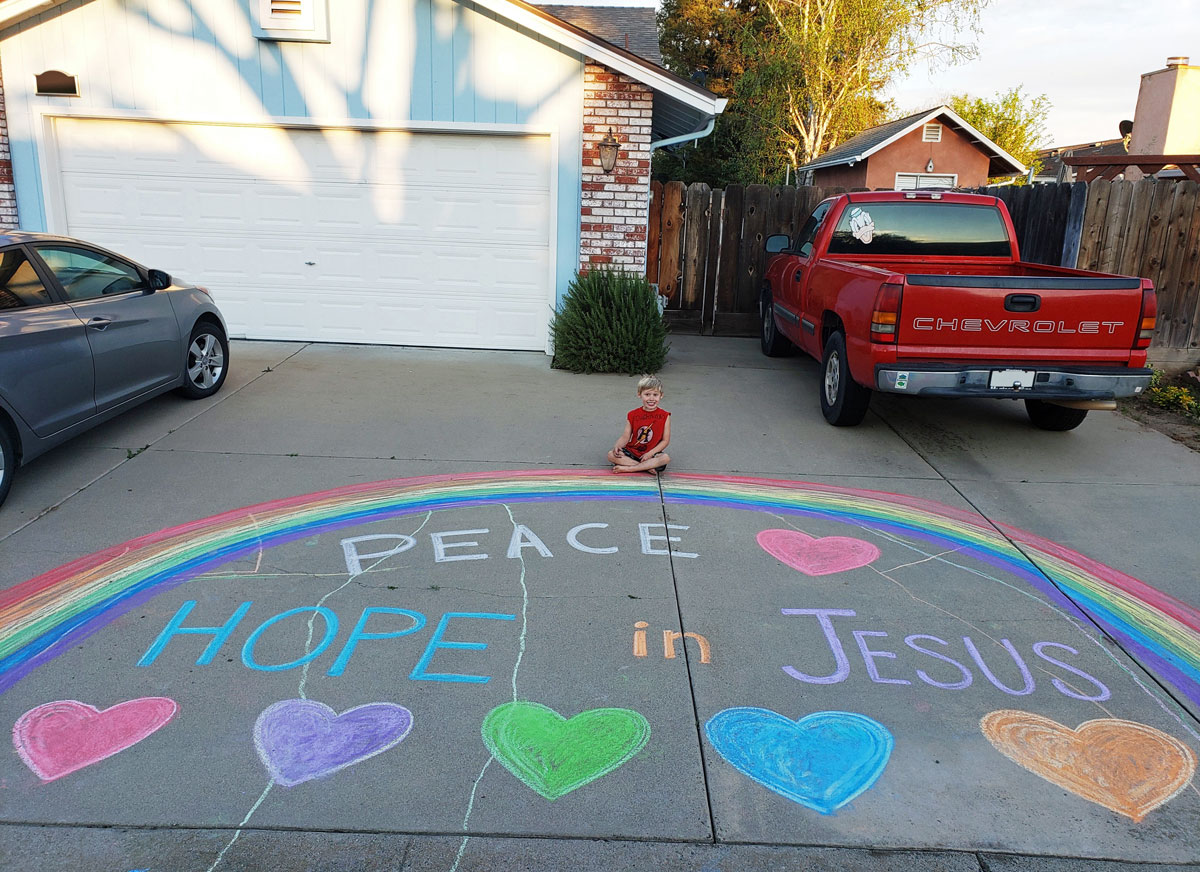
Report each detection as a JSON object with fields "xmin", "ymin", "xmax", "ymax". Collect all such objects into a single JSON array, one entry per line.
[{"xmin": 0, "ymin": 0, "xmax": 585, "ymax": 303}]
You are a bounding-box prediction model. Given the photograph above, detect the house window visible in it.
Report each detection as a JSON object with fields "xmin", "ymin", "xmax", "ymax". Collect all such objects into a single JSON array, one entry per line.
[
  {"xmin": 253, "ymin": 0, "xmax": 330, "ymax": 42},
  {"xmin": 895, "ymin": 172, "xmax": 957, "ymax": 190},
  {"xmin": 922, "ymin": 123, "xmax": 942, "ymax": 143}
]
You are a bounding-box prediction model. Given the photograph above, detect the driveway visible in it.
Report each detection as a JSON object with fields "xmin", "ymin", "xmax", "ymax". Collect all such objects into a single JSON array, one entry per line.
[{"xmin": 1, "ymin": 336, "xmax": 1198, "ymax": 872}]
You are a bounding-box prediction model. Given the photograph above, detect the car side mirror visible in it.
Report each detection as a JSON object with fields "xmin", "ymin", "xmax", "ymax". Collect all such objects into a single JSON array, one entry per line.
[
  {"xmin": 148, "ymin": 269, "xmax": 172, "ymax": 291},
  {"xmin": 765, "ymin": 234, "xmax": 790, "ymax": 255}
]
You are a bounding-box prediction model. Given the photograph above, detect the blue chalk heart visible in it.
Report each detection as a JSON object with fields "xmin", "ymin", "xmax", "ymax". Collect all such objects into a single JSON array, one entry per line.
[{"xmin": 705, "ymin": 707, "xmax": 893, "ymax": 814}]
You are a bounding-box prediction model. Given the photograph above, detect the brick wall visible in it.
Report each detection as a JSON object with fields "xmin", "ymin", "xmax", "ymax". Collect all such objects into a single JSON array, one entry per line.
[
  {"xmin": 579, "ymin": 63, "xmax": 652, "ymax": 273},
  {"xmin": 0, "ymin": 54, "xmax": 16, "ymax": 229}
]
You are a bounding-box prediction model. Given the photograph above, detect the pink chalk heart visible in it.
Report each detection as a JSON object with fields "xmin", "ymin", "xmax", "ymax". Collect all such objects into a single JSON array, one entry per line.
[
  {"xmin": 757, "ymin": 529, "xmax": 880, "ymax": 576},
  {"xmin": 13, "ymin": 697, "xmax": 179, "ymax": 782}
]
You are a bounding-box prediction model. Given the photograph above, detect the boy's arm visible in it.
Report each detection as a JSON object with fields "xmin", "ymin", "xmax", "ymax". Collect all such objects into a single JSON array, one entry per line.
[
  {"xmin": 644, "ymin": 416, "xmax": 671, "ymax": 456},
  {"xmin": 614, "ymin": 421, "xmax": 632, "ymax": 452}
]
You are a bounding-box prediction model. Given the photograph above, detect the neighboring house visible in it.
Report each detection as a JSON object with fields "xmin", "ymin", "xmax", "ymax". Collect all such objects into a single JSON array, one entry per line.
[
  {"xmin": 795, "ymin": 107, "xmax": 1025, "ymax": 191},
  {"xmin": 1030, "ymin": 139, "xmax": 1127, "ymax": 184},
  {"xmin": 0, "ymin": 0, "xmax": 723, "ymax": 352}
]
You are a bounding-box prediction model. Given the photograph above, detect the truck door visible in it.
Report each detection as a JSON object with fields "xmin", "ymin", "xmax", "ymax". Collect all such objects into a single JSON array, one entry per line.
[{"xmin": 784, "ymin": 201, "xmax": 831, "ymax": 342}]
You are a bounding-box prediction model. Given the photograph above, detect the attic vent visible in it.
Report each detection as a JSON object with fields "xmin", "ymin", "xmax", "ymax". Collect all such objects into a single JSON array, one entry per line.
[
  {"xmin": 261, "ymin": 0, "xmax": 312, "ymax": 30},
  {"xmin": 254, "ymin": 0, "xmax": 329, "ymax": 41},
  {"xmin": 922, "ymin": 123, "xmax": 942, "ymax": 143}
]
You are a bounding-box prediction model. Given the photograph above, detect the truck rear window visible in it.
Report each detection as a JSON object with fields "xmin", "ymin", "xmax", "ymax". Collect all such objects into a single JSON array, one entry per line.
[{"xmin": 827, "ymin": 202, "xmax": 1012, "ymax": 257}]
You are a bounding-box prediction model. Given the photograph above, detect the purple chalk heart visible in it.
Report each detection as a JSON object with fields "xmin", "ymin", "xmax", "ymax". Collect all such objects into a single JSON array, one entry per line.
[{"xmin": 254, "ymin": 699, "xmax": 413, "ymax": 786}]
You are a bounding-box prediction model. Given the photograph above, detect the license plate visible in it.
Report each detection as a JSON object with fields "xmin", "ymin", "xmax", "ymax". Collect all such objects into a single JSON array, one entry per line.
[{"xmin": 989, "ymin": 369, "xmax": 1036, "ymax": 390}]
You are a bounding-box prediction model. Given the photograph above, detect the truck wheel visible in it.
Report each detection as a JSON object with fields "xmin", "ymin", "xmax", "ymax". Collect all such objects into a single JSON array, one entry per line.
[
  {"xmin": 1025, "ymin": 400, "xmax": 1089, "ymax": 431},
  {"xmin": 820, "ymin": 332, "xmax": 871, "ymax": 426},
  {"xmin": 760, "ymin": 288, "xmax": 793, "ymax": 357}
]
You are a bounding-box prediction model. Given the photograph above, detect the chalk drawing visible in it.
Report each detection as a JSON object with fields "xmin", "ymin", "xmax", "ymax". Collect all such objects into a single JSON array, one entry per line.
[
  {"xmin": 705, "ymin": 707, "xmax": 893, "ymax": 814},
  {"xmin": 481, "ymin": 701, "xmax": 650, "ymax": 801},
  {"xmin": 254, "ymin": 699, "xmax": 413, "ymax": 787},
  {"xmin": 756, "ymin": 529, "xmax": 881, "ymax": 576},
  {"xmin": 981, "ymin": 709, "xmax": 1197, "ymax": 822},
  {"xmin": 5, "ymin": 472, "xmax": 1200, "ymax": 716},
  {"xmin": 13, "ymin": 697, "xmax": 178, "ymax": 782}
]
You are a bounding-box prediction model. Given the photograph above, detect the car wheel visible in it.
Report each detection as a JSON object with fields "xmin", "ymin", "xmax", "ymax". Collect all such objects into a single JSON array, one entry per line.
[
  {"xmin": 0, "ymin": 423, "xmax": 15, "ymax": 509},
  {"xmin": 1025, "ymin": 399, "xmax": 1088, "ymax": 431},
  {"xmin": 820, "ymin": 331, "xmax": 871, "ymax": 426},
  {"xmin": 178, "ymin": 322, "xmax": 229, "ymax": 400},
  {"xmin": 760, "ymin": 287, "xmax": 793, "ymax": 357}
]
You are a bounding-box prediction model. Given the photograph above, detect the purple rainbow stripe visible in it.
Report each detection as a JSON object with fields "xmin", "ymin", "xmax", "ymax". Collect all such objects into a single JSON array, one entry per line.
[{"xmin": 1, "ymin": 471, "xmax": 1197, "ymax": 707}]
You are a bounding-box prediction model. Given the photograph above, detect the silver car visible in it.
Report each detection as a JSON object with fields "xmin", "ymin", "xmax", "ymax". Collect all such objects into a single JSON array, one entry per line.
[{"xmin": 0, "ymin": 232, "xmax": 229, "ymax": 507}]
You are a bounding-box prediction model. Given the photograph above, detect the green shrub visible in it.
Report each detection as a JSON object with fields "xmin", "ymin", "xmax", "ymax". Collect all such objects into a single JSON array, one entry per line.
[
  {"xmin": 1144, "ymin": 370, "xmax": 1200, "ymax": 419},
  {"xmin": 550, "ymin": 268, "xmax": 669, "ymax": 373}
]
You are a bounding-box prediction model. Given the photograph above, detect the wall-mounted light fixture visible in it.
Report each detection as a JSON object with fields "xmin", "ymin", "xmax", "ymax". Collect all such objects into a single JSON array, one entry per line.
[
  {"xmin": 926, "ymin": 158, "xmax": 935, "ymax": 173},
  {"xmin": 35, "ymin": 70, "xmax": 79, "ymax": 97},
  {"xmin": 598, "ymin": 128, "xmax": 620, "ymax": 174}
]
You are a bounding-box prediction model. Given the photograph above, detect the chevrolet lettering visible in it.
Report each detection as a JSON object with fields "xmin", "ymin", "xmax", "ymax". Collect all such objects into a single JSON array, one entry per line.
[{"xmin": 910, "ymin": 319, "xmax": 1125, "ymax": 334}]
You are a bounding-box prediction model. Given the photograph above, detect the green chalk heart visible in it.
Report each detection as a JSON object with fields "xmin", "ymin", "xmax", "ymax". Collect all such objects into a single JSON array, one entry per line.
[{"xmin": 481, "ymin": 701, "xmax": 651, "ymax": 800}]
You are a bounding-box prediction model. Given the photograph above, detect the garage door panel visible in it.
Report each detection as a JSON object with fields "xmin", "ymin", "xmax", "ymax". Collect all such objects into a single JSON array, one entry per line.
[{"xmin": 51, "ymin": 118, "xmax": 552, "ymax": 350}]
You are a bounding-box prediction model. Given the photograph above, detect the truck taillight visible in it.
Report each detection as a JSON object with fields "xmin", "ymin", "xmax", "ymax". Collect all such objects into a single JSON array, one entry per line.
[
  {"xmin": 1135, "ymin": 283, "xmax": 1156, "ymax": 349},
  {"xmin": 871, "ymin": 282, "xmax": 903, "ymax": 343}
]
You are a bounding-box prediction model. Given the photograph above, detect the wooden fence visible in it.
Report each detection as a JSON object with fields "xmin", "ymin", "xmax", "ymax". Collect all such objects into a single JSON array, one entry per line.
[{"xmin": 646, "ymin": 179, "xmax": 1200, "ymax": 368}]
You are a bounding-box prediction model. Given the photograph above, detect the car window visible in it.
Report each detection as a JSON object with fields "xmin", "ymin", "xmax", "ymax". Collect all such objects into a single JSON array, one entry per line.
[
  {"xmin": 35, "ymin": 244, "xmax": 146, "ymax": 302},
  {"xmin": 794, "ymin": 202, "xmax": 831, "ymax": 258},
  {"xmin": 0, "ymin": 247, "xmax": 53, "ymax": 309},
  {"xmin": 827, "ymin": 202, "xmax": 1012, "ymax": 257}
]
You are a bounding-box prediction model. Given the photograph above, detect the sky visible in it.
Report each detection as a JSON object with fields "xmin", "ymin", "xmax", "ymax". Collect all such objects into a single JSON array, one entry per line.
[{"xmin": 888, "ymin": 0, "xmax": 1200, "ymax": 148}]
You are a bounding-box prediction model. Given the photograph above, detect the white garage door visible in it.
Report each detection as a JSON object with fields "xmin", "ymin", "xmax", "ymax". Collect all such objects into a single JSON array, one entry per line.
[{"xmin": 50, "ymin": 118, "xmax": 553, "ymax": 350}]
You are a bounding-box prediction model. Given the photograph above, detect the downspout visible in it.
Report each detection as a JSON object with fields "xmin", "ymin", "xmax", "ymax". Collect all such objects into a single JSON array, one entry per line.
[{"xmin": 648, "ymin": 98, "xmax": 728, "ymax": 152}]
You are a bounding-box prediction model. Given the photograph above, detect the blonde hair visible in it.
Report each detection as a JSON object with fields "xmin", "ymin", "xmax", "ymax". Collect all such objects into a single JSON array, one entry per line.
[{"xmin": 637, "ymin": 375, "xmax": 664, "ymax": 394}]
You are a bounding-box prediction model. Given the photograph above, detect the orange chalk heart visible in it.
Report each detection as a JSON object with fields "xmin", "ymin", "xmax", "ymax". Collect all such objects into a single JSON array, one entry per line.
[
  {"xmin": 981, "ymin": 710, "xmax": 1196, "ymax": 822},
  {"xmin": 756, "ymin": 529, "xmax": 880, "ymax": 576}
]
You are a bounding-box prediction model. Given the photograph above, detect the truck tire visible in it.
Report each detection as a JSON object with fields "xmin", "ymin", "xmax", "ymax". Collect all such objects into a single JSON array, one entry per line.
[
  {"xmin": 760, "ymin": 287, "xmax": 793, "ymax": 357},
  {"xmin": 1025, "ymin": 399, "xmax": 1089, "ymax": 431},
  {"xmin": 820, "ymin": 331, "xmax": 871, "ymax": 426}
]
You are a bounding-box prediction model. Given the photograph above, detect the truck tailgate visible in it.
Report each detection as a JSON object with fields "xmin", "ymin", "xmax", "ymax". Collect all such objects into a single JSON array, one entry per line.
[{"xmin": 897, "ymin": 275, "xmax": 1145, "ymax": 358}]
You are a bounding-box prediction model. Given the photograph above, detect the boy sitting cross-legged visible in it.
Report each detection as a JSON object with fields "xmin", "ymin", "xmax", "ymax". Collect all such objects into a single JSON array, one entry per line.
[{"xmin": 607, "ymin": 375, "xmax": 671, "ymax": 475}]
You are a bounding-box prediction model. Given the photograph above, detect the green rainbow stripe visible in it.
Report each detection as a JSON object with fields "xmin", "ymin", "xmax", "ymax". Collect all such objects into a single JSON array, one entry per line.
[{"xmin": 1, "ymin": 471, "xmax": 1197, "ymax": 708}]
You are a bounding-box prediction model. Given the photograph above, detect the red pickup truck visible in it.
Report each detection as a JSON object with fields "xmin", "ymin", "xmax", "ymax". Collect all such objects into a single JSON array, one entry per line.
[{"xmin": 761, "ymin": 191, "xmax": 1156, "ymax": 430}]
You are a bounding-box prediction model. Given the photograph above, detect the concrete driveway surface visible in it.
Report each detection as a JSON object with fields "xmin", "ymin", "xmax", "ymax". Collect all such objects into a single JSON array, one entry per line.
[{"xmin": 1, "ymin": 336, "xmax": 1198, "ymax": 872}]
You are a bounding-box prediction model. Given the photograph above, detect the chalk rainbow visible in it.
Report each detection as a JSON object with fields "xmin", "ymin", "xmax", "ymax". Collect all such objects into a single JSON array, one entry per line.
[{"xmin": 2, "ymin": 471, "xmax": 1198, "ymax": 709}]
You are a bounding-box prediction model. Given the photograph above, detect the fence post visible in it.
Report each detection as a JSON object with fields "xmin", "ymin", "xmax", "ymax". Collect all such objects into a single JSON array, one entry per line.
[
  {"xmin": 1060, "ymin": 182, "xmax": 1088, "ymax": 268},
  {"xmin": 702, "ymin": 189, "xmax": 724, "ymax": 334},
  {"xmin": 646, "ymin": 180, "xmax": 663, "ymax": 286},
  {"xmin": 658, "ymin": 181, "xmax": 686, "ymax": 301},
  {"xmin": 680, "ymin": 183, "xmax": 712, "ymax": 328}
]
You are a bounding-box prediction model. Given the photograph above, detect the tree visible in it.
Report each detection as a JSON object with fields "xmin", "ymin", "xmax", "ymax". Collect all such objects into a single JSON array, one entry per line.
[
  {"xmin": 657, "ymin": 0, "xmax": 987, "ymax": 185},
  {"xmin": 655, "ymin": 0, "xmax": 755, "ymax": 185},
  {"xmin": 949, "ymin": 87, "xmax": 1051, "ymax": 181},
  {"xmin": 657, "ymin": 0, "xmax": 754, "ymax": 101}
]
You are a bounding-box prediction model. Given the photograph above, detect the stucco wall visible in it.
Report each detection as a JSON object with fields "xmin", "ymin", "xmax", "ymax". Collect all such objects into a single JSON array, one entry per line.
[
  {"xmin": 0, "ymin": 0, "xmax": 587, "ymax": 301},
  {"xmin": 863, "ymin": 123, "xmax": 990, "ymax": 189}
]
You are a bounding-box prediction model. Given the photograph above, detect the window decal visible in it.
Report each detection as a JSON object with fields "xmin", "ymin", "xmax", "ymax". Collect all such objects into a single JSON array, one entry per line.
[{"xmin": 848, "ymin": 208, "xmax": 875, "ymax": 244}]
